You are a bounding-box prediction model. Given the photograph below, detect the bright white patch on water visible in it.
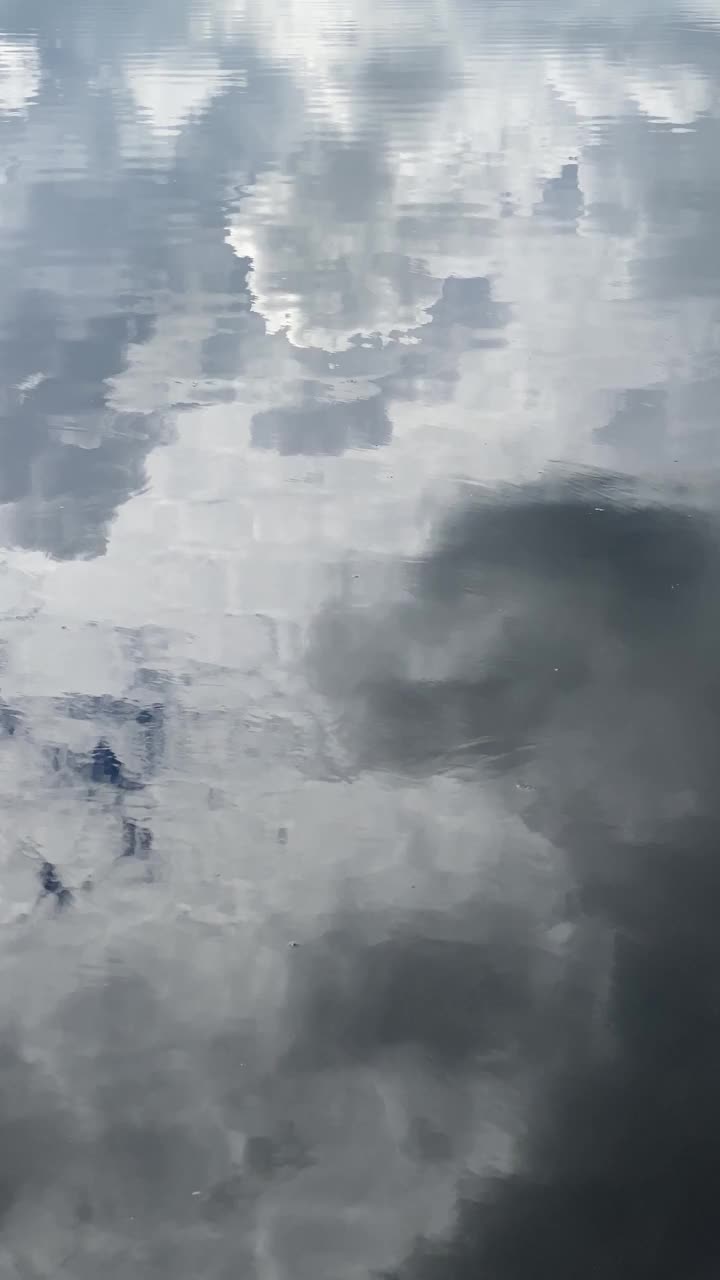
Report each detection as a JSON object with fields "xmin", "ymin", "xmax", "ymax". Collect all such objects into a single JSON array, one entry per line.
[{"xmin": 0, "ymin": 39, "xmax": 40, "ymax": 114}]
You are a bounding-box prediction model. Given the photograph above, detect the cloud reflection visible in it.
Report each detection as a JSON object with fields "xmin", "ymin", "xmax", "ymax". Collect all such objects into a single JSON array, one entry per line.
[
  {"xmin": 309, "ymin": 471, "xmax": 720, "ymax": 1277},
  {"xmin": 225, "ymin": 0, "xmax": 720, "ymax": 358},
  {"xmin": 2, "ymin": 0, "xmax": 720, "ymax": 1275}
]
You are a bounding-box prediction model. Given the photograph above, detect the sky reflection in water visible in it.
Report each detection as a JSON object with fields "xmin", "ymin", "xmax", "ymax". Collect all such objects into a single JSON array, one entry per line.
[{"xmin": 1, "ymin": 0, "xmax": 720, "ymax": 1275}]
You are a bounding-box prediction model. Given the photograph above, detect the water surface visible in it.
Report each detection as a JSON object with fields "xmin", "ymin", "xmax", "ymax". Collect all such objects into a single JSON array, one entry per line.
[{"xmin": 1, "ymin": 0, "xmax": 720, "ymax": 1275}]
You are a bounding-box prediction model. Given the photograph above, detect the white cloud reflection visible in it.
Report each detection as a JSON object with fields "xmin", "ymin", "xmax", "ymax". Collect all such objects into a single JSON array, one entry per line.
[
  {"xmin": 127, "ymin": 50, "xmax": 238, "ymax": 141},
  {"xmin": 224, "ymin": 4, "xmax": 719, "ymax": 355},
  {"xmin": 0, "ymin": 39, "xmax": 40, "ymax": 115}
]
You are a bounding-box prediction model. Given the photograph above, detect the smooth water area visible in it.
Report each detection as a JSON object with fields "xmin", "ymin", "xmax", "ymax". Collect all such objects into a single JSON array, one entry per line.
[{"xmin": 1, "ymin": 0, "xmax": 720, "ymax": 1274}]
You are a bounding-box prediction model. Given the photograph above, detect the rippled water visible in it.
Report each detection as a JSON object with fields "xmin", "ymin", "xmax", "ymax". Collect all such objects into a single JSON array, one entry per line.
[{"xmin": 2, "ymin": 0, "xmax": 720, "ymax": 1274}]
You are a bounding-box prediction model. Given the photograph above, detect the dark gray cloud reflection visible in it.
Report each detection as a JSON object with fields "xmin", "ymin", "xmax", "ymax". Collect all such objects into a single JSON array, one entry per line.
[
  {"xmin": 284, "ymin": 908, "xmax": 538, "ymax": 1071},
  {"xmin": 386, "ymin": 843, "xmax": 720, "ymax": 1279},
  {"xmin": 309, "ymin": 474, "xmax": 720, "ymax": 1277},
  {"xmin": 311, "ymin": 477, "xmax": 719, "ymax": 800}
]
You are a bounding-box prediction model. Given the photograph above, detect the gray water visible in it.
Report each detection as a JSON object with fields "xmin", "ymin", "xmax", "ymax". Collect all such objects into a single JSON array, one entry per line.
[{"xmin": 2, "ymin": 0, "xmax": 720, "ymax": 1275}]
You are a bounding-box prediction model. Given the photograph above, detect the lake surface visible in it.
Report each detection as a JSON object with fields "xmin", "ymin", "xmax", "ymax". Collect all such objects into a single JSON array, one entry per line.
[{"xmin": 2, "ymin": 0, "xmax": 720, "ymax": 1274}]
